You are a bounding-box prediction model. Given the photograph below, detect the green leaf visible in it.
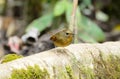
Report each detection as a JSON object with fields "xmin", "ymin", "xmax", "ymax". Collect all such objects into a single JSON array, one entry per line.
[
  {"xmin": 65, "ymin": 2, "xmax": 82, "ymax": 29},
  {"xmin": 66, "ymin": 3, "xmax": 82, "ymax": 22},
  {"xmin": 78, "ymin": 15, "xmax": 105, "ymax": 42},
  {"xmin": 80, "ymin": 0, "xmax": 91, "ymax": 10},
  {"xmin": 79, "ymin": 32, "xmax": 97, "ymax": 43},
  {"xmin": 54, "ymin": 0, "xmax": 67, "ymax": 16},
  {"xmin": 26, "ymin": 13, "xmax": 53, "ymax": 32},
  {"xmin": 65, "ymin": 2, "xmax": 73, "ymax": 23},
  {"xmin": 83, "ymin": 0, "xmax": 91, "ymax": 6}
]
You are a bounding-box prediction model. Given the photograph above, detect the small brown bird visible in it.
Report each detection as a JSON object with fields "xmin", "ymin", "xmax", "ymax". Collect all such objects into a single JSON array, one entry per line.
[{"xmin": 50, "ymin": 29, "xmax": 74, "ymax": 47}]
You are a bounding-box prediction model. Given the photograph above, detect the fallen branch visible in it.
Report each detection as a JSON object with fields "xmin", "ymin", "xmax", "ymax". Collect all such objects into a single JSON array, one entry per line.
[{"xmin": 0, "ymin": 41, "xmax": 120, "ymax": 79}]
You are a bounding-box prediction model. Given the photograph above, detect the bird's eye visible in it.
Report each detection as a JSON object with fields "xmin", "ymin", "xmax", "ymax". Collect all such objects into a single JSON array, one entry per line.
[{"xmin": 65, "ymin": 33, "xmax": 69, "ymax": 35}]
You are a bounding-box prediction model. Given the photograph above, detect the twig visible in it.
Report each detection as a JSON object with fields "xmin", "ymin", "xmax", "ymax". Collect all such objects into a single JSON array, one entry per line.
[{"xmin": 70, "ymin": 0, "xmax": 78, "ymax": 43}]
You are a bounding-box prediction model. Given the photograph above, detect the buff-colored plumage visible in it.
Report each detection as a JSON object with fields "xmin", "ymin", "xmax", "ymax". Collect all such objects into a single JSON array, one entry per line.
[{"xmin": 50, "ymin": 29, "xmax": 74, "ymax": 47}]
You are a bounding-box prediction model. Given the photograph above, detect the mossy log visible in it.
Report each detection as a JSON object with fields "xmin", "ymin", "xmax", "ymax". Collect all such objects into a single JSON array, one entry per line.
[{"xmin": 0, "ymin": 41, "xmax": 120, "ymax": 79}]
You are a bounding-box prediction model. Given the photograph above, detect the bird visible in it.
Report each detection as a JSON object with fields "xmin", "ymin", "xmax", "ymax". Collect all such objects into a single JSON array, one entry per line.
[{"xmin": 50, "ymin": 29, "xmax": 74, "ymax": 47}]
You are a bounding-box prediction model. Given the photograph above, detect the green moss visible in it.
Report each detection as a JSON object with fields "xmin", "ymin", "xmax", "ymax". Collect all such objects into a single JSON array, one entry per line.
[
  {"xmin": 76, "ymin": 53, "xmax": 120, "ymax": 79},
  {"xmin": 9, "ymin": 65, "xmax": 50, "ymax": 79},
  {"xmin": 1, "ymin": 54, "xmax": 23, "ymax": 64},
  {"xmin": 68, "ymin": 51, "xmax": 120, "ymax": 79},
  {"xmin": 7, "ymin": 52, "xmax": 120, "ymax": 79},
  {"xmin": 52, "ymin": 66, "xmax": 70, "ymax": 79},
  {"xmin": 65, "ymin": 65, "xmax": 74, "ymax": 79},
  {"xmin": 94, "ymin": 54, "xmax": 120, "ymax": 79},
  {"xmin": 78, "ymin": 65, "xmax": 95, "ymax": 79},
  {"xmin": 67, "ymin": 52, "xmax": 95, "ymax": 79}
]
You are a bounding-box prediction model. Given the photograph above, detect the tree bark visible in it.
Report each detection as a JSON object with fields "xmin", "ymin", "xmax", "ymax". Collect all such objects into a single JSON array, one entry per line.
[{"xmin": 0, "ymin": 41, "xmax": 120, "ymax": 79}]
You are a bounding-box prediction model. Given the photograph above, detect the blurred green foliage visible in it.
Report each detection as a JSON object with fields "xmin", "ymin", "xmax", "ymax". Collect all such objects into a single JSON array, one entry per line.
[
  {"xmin": 26, "ymin": 0, "xmax": 105, "ymax": 43},
  {"xmin": 26, "ymin": 13, "xmax": 53, "ymax": 32},
  {"xmin": 54, "ymin": 0, "xmax": 67, "ymax": 16}
]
